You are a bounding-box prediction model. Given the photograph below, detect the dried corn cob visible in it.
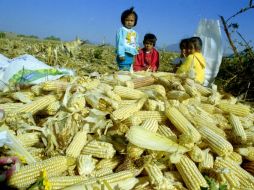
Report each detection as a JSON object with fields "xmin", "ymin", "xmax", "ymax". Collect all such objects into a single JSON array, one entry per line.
[
  {"xmin": 138, "ymin": 84, "xmax": 166, "ymax": 98},
  {"xmin": 188, "ymin": 145, "xmax": 204, "ymax": 163},
  {"xmin": 195, "ymin": 83, "xmax": 212, "ymax": 96},
  {"xmin": 45, "ymin": 100, "xmax": 61, "ymax": 115},
  {"xmin": 157, "ymin": 125, "xmax": 177, "ymax": 142},
  {"xmin": 145, "ymin": 163, "xmax": 174, "ymax": 189},
  {"xmin": 226, "ymin": 151, "xmax": 242, "ymax": 165},
  {"xmin": 220, "ymin": 170, "xmax": 240, "ymax": 189},
  {"xmin": 42, "ymin": 80, "xmax": 69, "ymax": 91},
  {"xmin": 9, "ymin": 156, "xmax": 71, "ymax": 189},
  {"xmin": 214, "ymin": 157, "xmax": 254, "ymax": 188},
  {"xmin": 126, "ymin": 125, "xmax": 187, "ymax": 153},
  {"xmin": 31, "ymin": 84, "xmax": 43, "ymax": 95},
  {"xmin": 198, "ymin": 149, "xmax": 214, "ymax": 172},
  {"xmin": 0, "ymin": 103, "xmax": 23, "ymax": 113},
  {"xmin": 111, "ymin": 97, "xmax": 146, "ymax": 121},
  {"xmin": 175, "ymin": 155, "xmax": 208, "ymax": 190},
  {"xmin": 113, "ymin": 86, "xmax": 146, "ymax": 100},
  {"xmin": 166, "ymin": 90, "xmax": 190, "ymax": 101},
  {"xmin": 229, "ymin": 113, "xmax": 247, "ymax": 143},
  {"xmin": 96, "ymin": 157, "xmax": 121, "ymax": 170},
  {"xmin": 131, "ymin": 76, "xmax": 155, "ymax": 89},
  {"xmin": 198, "ymin": 127, "xmax": 233, "ymax": 156},
  {"xmin": 49, "ymin": 176, "xmax": 87, "ymax": 190},
  {"xmin": 12, "ymin": 95, "xmax": 57, "ymax": 115},
  {"xmin": 217, "ymin": 102, "xmax": 250, "ymax": 117},
  {"xmin": 17, "ymin": 132, "xmax": 41, "ymax": 147},
  {"xmin": 81, "ymin": 140, "xmax": 116, "ymax": 159},
  {"xmin": 127, "ymin": 119, "xmax": 159, "ymax": 159},
  {"xmin": 66, "ymin": 130, "xmax": 87, "ymax": 158},
  {"xmin": 144, "ymin": 99, "xmax": 165, "ymax": 111},
  {"xmin": 135, "ymin": 111, "xmax": 167, "ymax": 123},
  {"xmin": 91, "ymin": 168, "xmax": 113, "ymax": 177},
  {"xmin": 237, "ymin": 147, "xmax": 254, "ymax": 161},
  {"xmin": 165, "ymin": 106, "xmax": 201, "ymax": 143}
]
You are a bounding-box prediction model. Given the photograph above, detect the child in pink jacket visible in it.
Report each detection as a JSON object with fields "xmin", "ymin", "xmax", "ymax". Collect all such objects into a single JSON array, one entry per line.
[{"xmin": 134, "ymin": 33, "xmax": 159, "ymax": 72}]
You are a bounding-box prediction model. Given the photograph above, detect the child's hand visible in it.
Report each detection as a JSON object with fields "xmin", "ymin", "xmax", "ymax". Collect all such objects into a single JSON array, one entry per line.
[{"xmin": 118, "ymin": 56, "xmax": 125, "ymax": 62}]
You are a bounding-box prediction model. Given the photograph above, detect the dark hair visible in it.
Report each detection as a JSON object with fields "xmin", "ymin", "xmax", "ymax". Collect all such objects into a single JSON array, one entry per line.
[
  {"xmin": 121, "ymin": 7, "xmax": 138, "ymax": 26},
  {"xmin": 188, "ymin": 37, "xmax": 202, "ymax": 51},
  {"xmin": 179, "ymin": 38, "xmax": 189, "ymax": 50},
  {"xmin": 143, "ymin": 33, "xmax": 157, "ymax": 46}
]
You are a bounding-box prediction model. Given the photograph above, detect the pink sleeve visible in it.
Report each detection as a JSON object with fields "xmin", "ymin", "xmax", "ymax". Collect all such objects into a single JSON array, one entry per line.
[
  {"xmin": 150, "ymin": 49, "xmax": 159, "ymax": 71},
  {"xmin": 134, "ymin": 51, "xmax": 144, "ymax": 71}
]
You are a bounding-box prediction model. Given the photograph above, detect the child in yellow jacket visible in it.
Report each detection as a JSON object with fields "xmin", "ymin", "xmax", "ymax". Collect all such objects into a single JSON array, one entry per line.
[{"xmin": 176, "ymin": 37, "xmax": 206, "ymax": 84}]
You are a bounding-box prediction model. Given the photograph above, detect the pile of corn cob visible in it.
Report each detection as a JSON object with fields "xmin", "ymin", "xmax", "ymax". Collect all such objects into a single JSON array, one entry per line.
[{"xmin": 0, "ymin": 71, "xmax": 254, "ymax": 190}]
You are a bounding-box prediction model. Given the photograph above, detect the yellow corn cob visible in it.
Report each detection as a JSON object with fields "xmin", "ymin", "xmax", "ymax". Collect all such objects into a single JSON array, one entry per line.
[
  {"xmin": 221, "ymin": 170, "xmax": 240, "ymax": 189},
  {"xmin": 135, "ymin": 111, "xmax": 167, "ymax": 123},
  {"xmin": 91, "ymin": 168, "xmax": 113, "ymax": 177},
  {"xmin": 42, "ymin": 80, "xmax": 69, "ymax": 91},
  {"xmin": 45, "ymin": 100, "xmax": 61, "ymax": 115},
  {"xmin": 195, "ymin": 83, "xmax": 212, "ymax": 96},
  {"xmin": 194, "ymin": 115, "xmax": 226, "ymax": 138},
  {"xmin": 66, "ymin": 130, "xmax": 87, "ymax": 158},
  {"xmin": 138, "ymin": 84, "xmax": 166, "ymax": 98},
  {"xmin": 214, "ymin": 157, "xmax": 254, "ymax": 188},
  {"xmin": 17, "ymin": 132, "xmax": 41, "ymax": 147},
  {"xmin": 118, "ymin": 99, "xmax": 137, "ymax": 108},
  {"xmin": 81, "ymin": 140, "xmax": 116, "ymax": 159},
  {"xmin": 229, "ymin": 113, "xmax": 247, "ymax": 143},
  {"xmin": 9, "ymin": 156, "xmax": 70, "ymax": 189},
  {"xmin": 31, "ymin": 84, "xmax": 43, "ymax": 95},
  {"xmin": 132, "ymin": 76, "xmax": 155, "ymax": 89},
  {"xmin": 157, "ymin": 77, "xmax": 184, "ymax": 91},
  {"xmin": 49, "ymin": 176, "xmax": 87, "ymax": 190},
  {"xmin": 12, "ymin": 95, "xmax": 57, "ymax": 115},
  {"xmin": 214, "ymin": 113, "xmax": 232, "ymax": 130},
  {"xmin": 144, "ymin": 99, "xmax": 165, "ymax": 111},
  {"xmin": 188, "ymin": 145, "xmax": 204, "ymax": 163},
  {"xmin": 166, "ymin": 90, "xmax": 190, "ymax": 101},
  {"xmin": 239, "ymin": 116, "xmax": 253, "ymax": 129},
  {"xmin": 198, "ymin": 127, "xmax": 233, "ymax": 156},
  {"xmin": 127, "ymin": 119, "xmax": 159, "ymax": 159},
  {"xmin": 199, "ymin": 103, "xmax": 223, "ymax": 114},
  {"xmin": 11, "ymin": 91, "xmax": 34, "ymax": 103},
  {"xmin": 165, "ymin": 106, "xmax": 201, "ymax": 143},
  {"xmin": 157, "ymin": 125, "xmax": 177, "ymax": 142},
  {"xmin": 237, "ymin": 147, "xmax": 254, "ymax": 161},
  {"xmin": 183, "ymin": 84, "xmax": 200, "ymax": 97},
  {"xmin": 175, "ymin": 155, "xmax": 208, "ymax": 190},
  {"xmin": 96, "ymin": 170, "xmax": 135, "ymax": 184},
  {"xmin": 217, "ymin": 102, "xmax": 250, "ymax": 117},
  {"xmin": 126, "ymin": 125, "xmax": 188, "ymax": 153},
  {"xmin": 111, "ymin": 97, "xmax": 146, "ymax": 121},
  {"xmin": 226, "ymin": 151, "xmax": 242, "ymax": 165},
  {"xmin": 246, "ymin": 131, "xmax": 254, "ymax": 144},
  {"xmin": 113, "ymin": 86, "xmax": 146, "ymax": 100},
  {"xmin": 198, "ymin": 149, "xmax": 214, "ymax": 172},
  {"xmin": 105, "ymin": 89, "xmax": 122, "ymax": 101},
  {"xmin": 82, "ymin": 79, "xmax": 100, "ymax": 90},
  {"xmin": 26, "ymin": 147, "xmax": 44, "ymax": 161},
  {"xmin": 0, "ymin": 103, "xmax": 23, "ymax": 113},
  {"xmin": 145, "ymin": 163, "xmax": 174, "ymax": 189},
  {"xmin": 96, "ymin": 157, "xmax": 121, "ymax": 170}
]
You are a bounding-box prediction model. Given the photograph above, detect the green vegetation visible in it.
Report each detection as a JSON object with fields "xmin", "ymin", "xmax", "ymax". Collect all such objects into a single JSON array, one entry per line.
[
  {"xmin": 44, "ymin": 35, "xmax": 61, "ymax": 41},
  {"xmin": 0, "ymin": 32, "xmax": 6, "ymax": 38}
]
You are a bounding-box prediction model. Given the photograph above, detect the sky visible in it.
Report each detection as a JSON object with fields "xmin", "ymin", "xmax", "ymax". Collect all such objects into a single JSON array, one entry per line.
[{"xmin": 0, "ymin": 0, "xmax": 253, "ymax": 51}]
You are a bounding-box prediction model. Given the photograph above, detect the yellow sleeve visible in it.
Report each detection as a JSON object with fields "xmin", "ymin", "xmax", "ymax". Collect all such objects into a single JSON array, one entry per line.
[{"xmin": 176, "ymin": 55, "xmax": 193, "ymax": 74}]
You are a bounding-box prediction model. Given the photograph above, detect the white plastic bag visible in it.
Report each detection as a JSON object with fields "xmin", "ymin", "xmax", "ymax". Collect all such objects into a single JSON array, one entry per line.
[
  {"xmin": 0, "ymin": 54, "xmax": 10, "ymax": 82},
  {"xmin": 0, "ymin": 54, "xmax": 74, "ymax": 91},
  {"xmin": 195, "ymin": 19, "xmax": 223, "ymax": 87}
]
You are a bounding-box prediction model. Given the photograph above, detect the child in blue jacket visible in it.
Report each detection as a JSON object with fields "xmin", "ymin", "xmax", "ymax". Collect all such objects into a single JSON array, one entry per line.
[{"xmin": 116, "ymin": 7, "xmax": 139, "ymax": 71}]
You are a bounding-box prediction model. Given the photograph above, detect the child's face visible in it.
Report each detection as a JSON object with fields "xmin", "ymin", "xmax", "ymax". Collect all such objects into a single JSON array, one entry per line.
[
  {"xmin": 143, "ymin": 41, "xmax": 154, "ymax": 52},
  {"xmin": 187, "ymin": 44, "xmax": 195, "ymax": 54},
  {"xmin": 181, "ymin": 48, "xmax": 187, "ymax": 57},
  {"xmin": 124, "ymin": 14, "xmax": 135, "ymax": 29}
]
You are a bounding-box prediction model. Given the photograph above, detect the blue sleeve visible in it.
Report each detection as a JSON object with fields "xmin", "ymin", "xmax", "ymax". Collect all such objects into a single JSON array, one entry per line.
[
  {"xmin": 116, "ymin": 28, "xmax": 125, "ymax": 57},
  {"xmin": 135, "ymin": 31, "xmax": 139, "ymax": 50}
]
